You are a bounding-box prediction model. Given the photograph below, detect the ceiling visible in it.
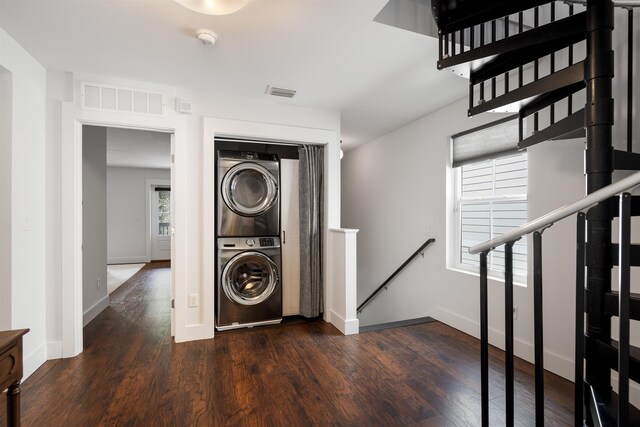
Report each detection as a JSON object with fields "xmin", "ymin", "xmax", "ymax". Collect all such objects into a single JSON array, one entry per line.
[
  {"xmin": 106, "ymin": 128, "xmax": 171, "ymax": 169},
  {"xmin": 0, "ymin": 0, "xmax": 468, "ymax": 149}
]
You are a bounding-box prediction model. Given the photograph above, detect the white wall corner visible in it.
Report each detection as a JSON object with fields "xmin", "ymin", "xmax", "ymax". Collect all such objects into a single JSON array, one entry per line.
[
  {"xmin": 82, "ymin": 294, "xmax": 109, "ymax": 327},
  {"xmin": 46, "ymin": 341, "xmax": 63, "ymax": 360},
  {"xmin": 329, "ymin": 228, "xmax": 359, "ymax": 335}
]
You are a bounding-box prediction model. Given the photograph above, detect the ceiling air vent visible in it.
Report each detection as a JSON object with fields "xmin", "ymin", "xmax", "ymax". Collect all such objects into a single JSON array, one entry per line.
[{"xmin": 265, "ymin": 85, "xmax": 296, "ymax": 98}]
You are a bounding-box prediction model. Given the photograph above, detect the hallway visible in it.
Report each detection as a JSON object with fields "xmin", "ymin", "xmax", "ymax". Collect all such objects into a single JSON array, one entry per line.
[{"xmin": 4, "ymin": 263, "xmax": 573, "ymax": 425}]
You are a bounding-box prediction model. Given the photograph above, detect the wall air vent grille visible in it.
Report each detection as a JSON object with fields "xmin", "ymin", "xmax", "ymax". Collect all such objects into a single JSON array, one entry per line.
[
  {"xmin": 81, "ymin": 82, "xmax": 164, "ymax": 116},
  {"xmin": 265, "ymin": 85, "xmax": 296, "ymax": 98}
]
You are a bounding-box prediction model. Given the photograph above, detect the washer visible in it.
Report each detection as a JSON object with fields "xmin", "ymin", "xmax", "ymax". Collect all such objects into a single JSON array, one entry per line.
[
  {"xmin": 217, "ymin": 150, "xmax": 280, "ymax": 237},
  {"xmin": 216, "ymin": 236, "xmax": 282, "ymax": 330}
]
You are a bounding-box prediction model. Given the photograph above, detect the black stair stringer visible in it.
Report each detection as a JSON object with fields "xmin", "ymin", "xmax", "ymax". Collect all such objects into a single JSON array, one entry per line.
[
  {"xmin": 438, "ymin": 12, "xmax": 587, "ymax": 70},
  {"xmin": 519, "ymin": 108, "xmax": 584, "ymax": 149},
  {"xmin": 469, "ymin": 61, "xmax": 584, "ymax": 116},
  {"xmin": 432, "ymin": 0, "xmax": 552, "ymax": 35}
]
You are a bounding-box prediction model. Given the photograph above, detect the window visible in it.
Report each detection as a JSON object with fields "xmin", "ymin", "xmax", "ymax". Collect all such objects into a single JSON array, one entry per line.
[
  {"xmin": 156, "ymin": 188, "xmax": 171, "ymax": 237},
  {"xmin": 450, "ymin": 117, "xmax": 528, "ymax": 283}
]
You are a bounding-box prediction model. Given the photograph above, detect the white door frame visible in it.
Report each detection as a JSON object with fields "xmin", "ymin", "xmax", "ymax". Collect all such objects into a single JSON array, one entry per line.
[
  {"xmin": 61, "ymin": 103, "xmax": 188, "ymax": 357},
  {"xmin": 147, "ymin": 179, "xmax": 171, "ymax": 261}
]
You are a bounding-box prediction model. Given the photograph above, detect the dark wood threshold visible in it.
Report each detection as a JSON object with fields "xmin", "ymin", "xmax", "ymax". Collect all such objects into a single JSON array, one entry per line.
[{"xmin": 359, "ymin": 316, "xmax": 436, "ymax": 333}]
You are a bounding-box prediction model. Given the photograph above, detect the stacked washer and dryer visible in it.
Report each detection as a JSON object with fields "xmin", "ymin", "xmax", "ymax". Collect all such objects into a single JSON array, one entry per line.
[{"xmin": 216, "ymin": 150, "xmax": 283, "ymax": 330}]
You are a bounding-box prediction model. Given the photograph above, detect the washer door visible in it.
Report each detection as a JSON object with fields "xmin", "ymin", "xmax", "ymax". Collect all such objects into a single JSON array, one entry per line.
[
  {"xmin": 221, "ymin": 163, "xmax": 278, "ymax": 217},
  {"xmin": 222, "ymin": 251, "xmax": 279, "ymax": 305}
]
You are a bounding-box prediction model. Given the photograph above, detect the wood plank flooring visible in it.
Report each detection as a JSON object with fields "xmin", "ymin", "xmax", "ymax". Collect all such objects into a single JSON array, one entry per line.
[{"xmin": 2, "ymin": 262, "xmax": 574, "ymax": 426}]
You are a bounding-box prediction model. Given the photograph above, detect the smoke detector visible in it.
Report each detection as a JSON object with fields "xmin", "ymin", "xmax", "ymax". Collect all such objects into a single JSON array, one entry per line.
[
  {"xmin": 196, "ymin": 29, "xmax": 218, "ymax": 46},
  {"xmin": 265, "ymin": 85, "xmax": 296, "ymax": 98}
]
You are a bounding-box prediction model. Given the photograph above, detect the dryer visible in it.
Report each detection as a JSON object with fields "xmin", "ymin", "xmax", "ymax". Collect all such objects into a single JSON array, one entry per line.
[
  {"xmin": 216, "ymin": 236, "xmax": 282, "ymax": 330},
  {"xmin": 217, "ymin": 150, "xmax": 280, "ymax": 237}
]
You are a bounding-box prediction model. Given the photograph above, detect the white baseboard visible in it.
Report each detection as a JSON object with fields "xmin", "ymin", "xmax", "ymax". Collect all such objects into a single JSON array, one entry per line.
[
  {"xmin": 23, "ymin": 343, "xmax": 47, "ymax": 381},
  {"xmin": 83, "ymin": 295, "xmax": 110, "ymax": 326},
  {"xmin": 330, "ymin": 310, "xmax": 359, "ymax": 335},
  {"xmin": 47, "ymin": 341, "xmax": 63, "ymax": 360},
  {"xmin": 431, "ymin": 306, "xmax": 574, "ymax": 382},
  {"xmin": 108, "ymin": 256, "xmax": 148, "ymax": 265},
  {"xmin": 174, "ymin": 324, "xmax": 215, "ymax": 343}
]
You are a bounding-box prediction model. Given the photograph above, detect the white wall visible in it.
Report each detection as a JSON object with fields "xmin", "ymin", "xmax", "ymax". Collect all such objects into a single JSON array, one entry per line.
[
  {"xmin": 342, "ymin": 96, "xmax": 585, "ymax": 380},
  {"xmin": 0, "ymin": 26, "xmax": 47, "ymax": 377},
  {"xmin": 82, "ymin": 126, "xmax": 108, "ymax": 325},
  {"xmin": 45, "ymin": 69, "xmax": 73, "ymax": 359},
  {"xmin": 0, "ymin": 67, "xmax": 12, "ymax": 330},
  {"xmin": 107, "ymin": 166, "xmax": 170, "ymax": 264}
]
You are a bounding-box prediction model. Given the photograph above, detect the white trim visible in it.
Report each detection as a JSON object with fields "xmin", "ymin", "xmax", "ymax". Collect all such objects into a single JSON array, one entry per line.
[
  {"xmin": 24, "ymin": 343, "xmax": 47, "ymax": 379},
  {"xmin": 203, "ymin": 117, "xmax": 340, "ymax": 338},
  {"xmin": 46, "ymin": 341, "xmax": 63, "ymax": 360},
  {"xmin": 431, "ymin": 306, "xmax": 574, "ymax": 381},
  {"xmin": 83, "ymin": 294, "xmax": 109, "ymax": 326},
  {"xmin": 108, "ymin": 256, "xmax": 148, "ymax": 265},
  {"xmin": 330, "ymin": 311, "xmax": 359, "ymax": 335},
  {"xmin": 61, "ymin": 101, "xmax": 187, "ymax": 357}
]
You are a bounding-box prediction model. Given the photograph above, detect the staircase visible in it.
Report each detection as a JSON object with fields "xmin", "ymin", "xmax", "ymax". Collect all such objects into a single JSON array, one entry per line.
[{"xmin": 431, "ymin": 1, "xmax": 640, "ymax": 425}]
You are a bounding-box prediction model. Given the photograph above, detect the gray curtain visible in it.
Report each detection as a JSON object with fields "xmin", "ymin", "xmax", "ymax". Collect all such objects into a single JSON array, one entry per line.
[{"xmin": 298, "ymin": 144, "xmax": 324, "ymax": 318}]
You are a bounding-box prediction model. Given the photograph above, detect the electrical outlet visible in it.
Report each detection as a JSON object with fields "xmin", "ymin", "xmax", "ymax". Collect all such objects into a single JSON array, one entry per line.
[
  {"xmin": 513, "ymin": 306, "xmax": 518, "ymax": 320},
  {"xmin": 97, "ymin": 278, "xmax": 101, "ymax": 289},
  {"xmin": 189, "ymin": 294, "xmax": 199, "ymax": 307}
]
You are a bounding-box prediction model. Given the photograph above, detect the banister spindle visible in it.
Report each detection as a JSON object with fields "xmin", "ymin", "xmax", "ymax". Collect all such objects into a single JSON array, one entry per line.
[
  {"xmin": 627, "ymin": 8, "xmax": 634, "ymax": 152},
  {"xmin": 533, "ymin": 231, "xmax": 544, "ymax": 426},
  {"xmin": 505, "ymin": 241, "xmax": 515, "ymax": 427},
  {"xmin": 480, "ymin": 251, "xmax": 489, "ymax": 427},
  {"xmin": 619, "ymin": 193, "xmax": 631, "ymax": 427},
  {"xmin": 575, "ymin": 212, "xmax": 586, "ymax": 427}
]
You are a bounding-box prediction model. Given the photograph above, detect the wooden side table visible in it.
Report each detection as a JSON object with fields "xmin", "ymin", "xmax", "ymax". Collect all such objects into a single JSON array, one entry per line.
[{"xmin": 0, "ymin": 329, "xmax": 29, "ymax": 427}]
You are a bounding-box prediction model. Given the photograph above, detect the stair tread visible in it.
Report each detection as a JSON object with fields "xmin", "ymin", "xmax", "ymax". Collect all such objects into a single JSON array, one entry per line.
[
  {"xmin": 433, "ymin": 0, "xmax": 552, "ymax": 35},
  {"xmin": 438, "ymin": 12, "xmax": 587, "ymax": 72},
  {"xmin": 585, "ymin": 337, "xmax": 640, "ymax": 383},
  {"xmin": 613, "ymin": 149, "xmax": 640, "ymax": 171},
  {"xmin": 470, "ymin": 13, "xmax": 586, "ymax": 84},
  {"xmin": 601, "ymin": 290, "xmax": 640, "ymax": 321},
  {"xmin": 469, "ymin": 61, "xmax": 584, "ymax": 116},
  {"xmin": 610, "ymin": 243, "xmax": 640, "ymax": 267},
  {"xmin": 588, "ymin": 384, "xmax": 640, "ymax": 427},
  {"xmin": 519, "ymin": 108, "xmax": 584, "ymax": 149},
  {"xmin": 520, "ymin": 81, "xmax": 585, "ymax": 119}
]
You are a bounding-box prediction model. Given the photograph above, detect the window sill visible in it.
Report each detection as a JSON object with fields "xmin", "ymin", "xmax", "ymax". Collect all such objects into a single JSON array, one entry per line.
[{"xmin": 447, "ymin": 266, "xmax": 528, "ymax": 287}]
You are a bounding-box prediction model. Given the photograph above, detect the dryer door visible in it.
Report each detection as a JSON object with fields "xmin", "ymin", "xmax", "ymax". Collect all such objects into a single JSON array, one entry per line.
[
  {"xmin": 222, "ymin": 251, "xmax": 280, "ymax": 305},
  {"xmin": 221, "ymin": 163, "xmax": 278, "ymax": 217}
]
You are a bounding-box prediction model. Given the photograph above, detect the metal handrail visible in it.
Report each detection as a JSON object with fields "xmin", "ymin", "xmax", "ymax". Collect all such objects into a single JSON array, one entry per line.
[
  {"xmin": 564, "ymin": 0, "xmax": 640, "ymax": 7},
  {"xmin": 357, "ymin": 238, "xmax": 435, "ymax": 313},
  {"xmin": 469, "ymin": 170, "xmax": 640, "ymax": 254}
]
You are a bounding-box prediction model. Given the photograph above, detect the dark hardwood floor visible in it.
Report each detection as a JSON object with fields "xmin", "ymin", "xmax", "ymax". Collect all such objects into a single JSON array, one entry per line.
[{"xmin": 2, "ymin": 262, "xmax": 574, "ymax": 426}]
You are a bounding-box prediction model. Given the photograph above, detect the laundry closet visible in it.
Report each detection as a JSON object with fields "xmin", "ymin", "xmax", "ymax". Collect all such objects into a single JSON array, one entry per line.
[{"xmin": 214, "ymin": 138, "xmax": 322, "ymax": 331}]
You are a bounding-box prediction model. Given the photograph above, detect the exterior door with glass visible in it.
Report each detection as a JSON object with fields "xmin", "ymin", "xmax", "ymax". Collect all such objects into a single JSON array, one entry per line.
[{"xmin": 151, "ymin": 186, "xmax": 171, "ymax": 261}]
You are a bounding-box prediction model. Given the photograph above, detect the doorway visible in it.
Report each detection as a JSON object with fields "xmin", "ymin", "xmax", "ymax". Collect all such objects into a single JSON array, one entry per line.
[{"xmin": 82, "ymin": 125, "xmax": 173, "ymax": 328}]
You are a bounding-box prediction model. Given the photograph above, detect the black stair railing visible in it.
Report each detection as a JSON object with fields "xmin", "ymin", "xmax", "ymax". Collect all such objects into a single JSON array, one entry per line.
[
  {"xmin": 468, "ymin": 172, "xmax": 640, "ymax": 427},
  {"xmin": 356, "ymin": 238, "xmax": 435, "ymax": 313}
]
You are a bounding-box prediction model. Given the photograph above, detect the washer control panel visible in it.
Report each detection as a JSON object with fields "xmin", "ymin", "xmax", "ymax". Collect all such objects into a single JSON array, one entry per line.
[
  {"xmin": 259, "ymin": 237, "xmax": 276, "ymax": 247},
  {"xmin": 245, "ymin": 238, "xmax": 256, "ymax": 247}
]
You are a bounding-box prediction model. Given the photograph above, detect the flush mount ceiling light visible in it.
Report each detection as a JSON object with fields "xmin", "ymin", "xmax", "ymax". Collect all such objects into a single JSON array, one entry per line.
[{"xmin": 175, "ymin": 0, "xmax": 249, "ymax": 15}]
